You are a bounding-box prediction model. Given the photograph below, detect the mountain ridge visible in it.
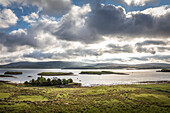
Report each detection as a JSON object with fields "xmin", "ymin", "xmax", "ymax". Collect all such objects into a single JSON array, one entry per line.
[{"xmin": 0, "ymin": 61, "xmax": 170, "ymax": 69}]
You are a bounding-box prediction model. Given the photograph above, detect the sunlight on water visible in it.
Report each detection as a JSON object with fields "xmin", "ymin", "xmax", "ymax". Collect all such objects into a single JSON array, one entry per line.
[{"xmin": 0, "ymin": 69, "xmax": 169, "ymax": 86}]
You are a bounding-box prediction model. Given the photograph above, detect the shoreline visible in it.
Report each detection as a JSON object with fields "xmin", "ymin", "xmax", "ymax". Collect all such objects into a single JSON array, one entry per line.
[
  {"xmin": 1, "ymin": 80, "xmax": 169, "ymax": 87},
  {"xmin": 135, "ymin": 80, "xmax": 170, "ymax": 84},
  {"xmin": 0, "ymin": 75, "xmax": 17, "ymax": 78},
  {"xmin": 89, "ymin": 80, "xmax": 170, "ymax": 87}
]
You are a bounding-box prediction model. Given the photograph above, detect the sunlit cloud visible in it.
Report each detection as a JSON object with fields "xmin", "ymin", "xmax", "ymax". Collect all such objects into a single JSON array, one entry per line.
[{"xmin": 0, "ymin": 0, "xmax": 170, "ymax": 64}]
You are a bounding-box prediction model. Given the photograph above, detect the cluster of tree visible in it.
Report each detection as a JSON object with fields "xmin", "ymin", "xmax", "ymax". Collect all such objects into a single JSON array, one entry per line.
[{"xmin": 24, "ymin": 77, "xmax": 73, "ymax": 86}]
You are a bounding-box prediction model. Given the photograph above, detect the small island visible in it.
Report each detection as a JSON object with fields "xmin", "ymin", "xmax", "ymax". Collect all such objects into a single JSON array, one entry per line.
[
  {"xmin": 157, "ymin": 68, "xmax": 170, "ymax": 72},
  {"xmin": 4, "ymin": 71, "xmax": 22, "ymax": 75},
  {"xmin": 37, "ymin": 72, "xmax": 74, "ymax": 76},
  {"xmin": 79, "ymin": 71, "xmax": 128, "ymax": 75}
]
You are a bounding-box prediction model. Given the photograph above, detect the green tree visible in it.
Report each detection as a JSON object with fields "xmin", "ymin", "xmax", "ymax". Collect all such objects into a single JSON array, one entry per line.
[
  {"xmin": 57, "ymin": 79, "xmax": 62, "ymax": 85},
  {"xmin": 62, "ymin": 79, "xmax": 68, "ymax": 85},
  {"xmin": 30, "ymin": 79, "xmax": 35, "ymax": 86},
  {"xmin": 38, "ymin": 77, "xmax": 47, "ymax": 86},
  {"xmin": 52, "ymin": 79, "xmax": 58, "ymax": 85},
  {"xmin": 47, "ymin": 78, "xmax": 52, "ymax": 86}
]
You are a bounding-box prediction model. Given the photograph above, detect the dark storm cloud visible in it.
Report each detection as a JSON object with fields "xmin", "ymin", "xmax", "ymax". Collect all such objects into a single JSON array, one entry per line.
[
  {"xmin": 155, "ymin": 13, "xmax": 170, "ymax": 36},
  {"xmin": 53, "ymin": 18, "xmax": 102, "ymax": 43},
  {"xmin": 88, "ymin": 5, "xmax": 126, "ymax": 35},
  {"xmin": 0, "ymin": 32, "xmax": 37, "ymax": 52},
  {"xmin": 52, "ymin": 4, "xmax": 104, "ymax": 44},
  {"xmin": 86, "ymin": 4, "xmax": 170, "ymax": 38},
  {"xmin": 54, "ymin": 4, "xmax": 170, "ymax": 43}
]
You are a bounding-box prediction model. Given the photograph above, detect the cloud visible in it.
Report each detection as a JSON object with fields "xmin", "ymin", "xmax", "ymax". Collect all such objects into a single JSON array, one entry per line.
[
  {"xmin": 23, "ymin": 42, "xmax": 135, "ymax": 61},
  {"xmin": 28, "ymin": 4, "xmax": 169, "ymax": 45},
  {"xmin": 0, "ymin": 0, "xmax": 14, "ymax": 6},
  {"xmin": 135, "ymin": 40, "xmax": 168, "ymax": 54},
  {"xmin": 52, "ymin": 4, "xmax": 103, "ymax": 43},
  {"xmin": 107, "ymin": 44, "xmax": 133, "ymax": 53},
  {"xmin": 87, "ymin": 4, "xmax": 170, "ymax": 38},
  {"xmin": 0, "ymin": 15, "xmax": 66, "ymax": 52},
  {"xmin": 1, "ymin": 3, "xmax": 170, "ymax": 64},
  {"xmin": 27, "ymin": 0, "xmax": 72, "ymax": 16},
  {"xmin": 0, "ymin": 31, "xmax": 37, "ymax": 52},
  {"xmin": 139, "ymin": 5, "xmax": 170, "ymax": 17},
  {"xmin": 9, "ymin": 29, "xmax": 27, "ymax": 35},
  {"xmin": 0, "ymin": 9, "xmax": 18, "ymax": 28},
  {"xmin": 23, "ymin": 51, "xmax": 53, "ymax": 59},
  {"xmin": 130, "ymin": 55, "xmax": 170, "ymax": 62},
  {"xmin": 88, "ymin": 4, "xmax": 126, "ymax": 35},
  {"xmin": 157, "ymin": 47, "xmax": 170, "ymax": 52},
  {"xmin": 4, "ymin": 4, "xmax": 170, "ymax": 47},
  {"xmin": 136, "ymin": 40, "xmax": 167, "ymax": 46},
  {"xmin": 0, "ymin": 0, "xmax": 24, "ymax": 7},
  {"xmin": 121, "ymin": 0, "xmax": 155, "ymax": 6},
  {"xmin": 136, "ymin": 46, "xmax": 156, "ymax": 54},
  {"xmin": 0, "ymin": 0, "xmax": 72, "ymax": 16},
  {"xmin": 22, "ymin": 12, "xmax": 39, "ymax": 23},
  {"xmin": 23, "ymin": 47, "xmax": 104, "ymax": 60}
]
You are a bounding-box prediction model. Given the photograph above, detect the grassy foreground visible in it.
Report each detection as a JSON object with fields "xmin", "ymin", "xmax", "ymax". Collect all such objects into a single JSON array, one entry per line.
[{"xmin": 0, "ymin": 83, "xmax": 170, "ymax": 113}]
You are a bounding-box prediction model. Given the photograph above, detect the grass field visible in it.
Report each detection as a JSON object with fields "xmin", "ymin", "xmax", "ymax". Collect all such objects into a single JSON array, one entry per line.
[{"xmin": 0, "ymin": 82, "xmax": 169, "ymax": 113}]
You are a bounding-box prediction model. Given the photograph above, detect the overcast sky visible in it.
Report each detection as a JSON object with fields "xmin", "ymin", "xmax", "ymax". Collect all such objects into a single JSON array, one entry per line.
[{"xmin": 0, "ymin": 0, "xmax": 170, "ymax": 64}]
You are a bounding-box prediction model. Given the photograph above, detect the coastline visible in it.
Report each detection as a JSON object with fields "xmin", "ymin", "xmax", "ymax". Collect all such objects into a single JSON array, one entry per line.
[
  {"xmin": 0, "ymin": 69, "xmax": 170, "ymax": 87},
  {"xmin": 1, "ymin": 80, "xmax": 169, "ymax": 87}
]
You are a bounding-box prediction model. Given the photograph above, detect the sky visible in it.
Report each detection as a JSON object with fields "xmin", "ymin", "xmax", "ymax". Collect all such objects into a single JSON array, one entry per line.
[{"xmin": 0, "ymin": 0, "xmax": 170, "ymax": 64}]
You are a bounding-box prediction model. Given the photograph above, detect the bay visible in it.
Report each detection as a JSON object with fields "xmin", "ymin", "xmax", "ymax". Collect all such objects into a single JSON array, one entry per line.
[{"xmin": 0, "ymin": 68, "xmax": 169, "ymax": 86}]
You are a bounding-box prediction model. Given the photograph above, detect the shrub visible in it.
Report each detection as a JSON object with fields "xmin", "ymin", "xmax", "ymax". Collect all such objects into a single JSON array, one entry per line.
[
  {"xmin": 47, "ymin": 78, "xmax": 52, "ymax": 86},
  {"xmin": 68, "ymin": 78, "xmax": 73, "ymax": 83},
  {"xmin": 24, "ymin": 81, "xmax": 29, "ymax": 85},
  {"xmin": 25, "ymin": 77, "xmax": 75, "ymax": 86},
  {"xmin": 57, "ymin": 79, "xmax": 62, "ymax": 85},
  {"xmin": 52, "ymin": 79, "xmax": 58, "ymax": 85},
  {"xmin": 78, "ymin": 83, "xmax": 82, "ymax": 86},
  {"xmin": 62, "ymin": 79, "xmax": 68, "ymax": 85}
]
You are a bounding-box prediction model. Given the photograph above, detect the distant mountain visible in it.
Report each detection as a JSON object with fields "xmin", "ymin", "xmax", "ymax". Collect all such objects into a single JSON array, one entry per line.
[
  {"xmin": 67, "ymin": 63, "xmax": 128, "ymax": 69},
  {"xmin": 133, "ymin": 63, "xmax": 170, "ymax": 69},
  {"xmin": 0, "ymin": 61, "xmax": 89, "ymax": 69},
  {"xmin": 65, "ymin": 63, "xmax": 170, "ymax": 69},
  {"xmin": 0, "ymin": 61, "xmax": 170, "ymax": 69}
]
